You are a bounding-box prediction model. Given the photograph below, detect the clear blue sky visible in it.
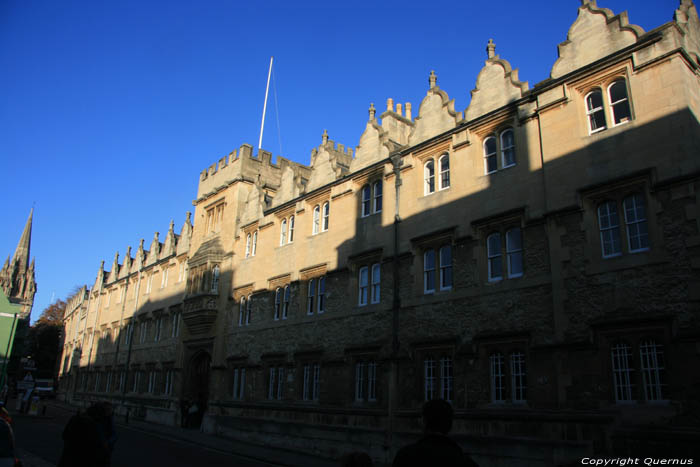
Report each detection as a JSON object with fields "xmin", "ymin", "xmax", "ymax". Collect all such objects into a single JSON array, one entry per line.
[{"xmin": 0, "ymin": 0, "xmax": 678, "ymax": 322}]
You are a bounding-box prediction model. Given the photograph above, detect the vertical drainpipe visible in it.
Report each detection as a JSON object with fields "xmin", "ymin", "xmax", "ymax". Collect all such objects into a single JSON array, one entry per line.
[{"xmin": 387, "ymin": 154, "xmax": 403, "ymax": 462}]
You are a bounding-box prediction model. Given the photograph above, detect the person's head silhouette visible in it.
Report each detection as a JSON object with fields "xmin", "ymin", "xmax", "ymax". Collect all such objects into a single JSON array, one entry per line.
[{"xmin": 422, "ymin": 399, "xmax": 453, "ymax": 435}]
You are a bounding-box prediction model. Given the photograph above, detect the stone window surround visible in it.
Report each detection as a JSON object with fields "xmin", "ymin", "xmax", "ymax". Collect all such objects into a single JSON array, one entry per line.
[
  {"xmin": 476, "ymin": 334, "xmax": 529, "ymax": 406},
  {"xmin": 595, "ymin": 319, "xmax": 670, "ymax": 405},
  {"xmin": 572, "ymin": 65, "xmax": 634, "ymax": 137},
  {"xmin": 410, "ymin": 227, "xmax": 455, "ymax": 298},
  {"xmin": 579, "ymin": 174, "xmax": 665, "ymax": 275}
]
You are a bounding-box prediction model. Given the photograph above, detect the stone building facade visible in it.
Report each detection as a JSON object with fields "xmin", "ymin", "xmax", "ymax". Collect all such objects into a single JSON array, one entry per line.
[{"xmin": 58, "ymin": 2, "xmax": 700, "ymax": 465}]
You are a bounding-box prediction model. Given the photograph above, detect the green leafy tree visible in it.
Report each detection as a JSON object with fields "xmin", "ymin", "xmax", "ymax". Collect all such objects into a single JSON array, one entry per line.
[{"xmin": 27, "ymin": 299, "xmax": 66, "ymax": 379}]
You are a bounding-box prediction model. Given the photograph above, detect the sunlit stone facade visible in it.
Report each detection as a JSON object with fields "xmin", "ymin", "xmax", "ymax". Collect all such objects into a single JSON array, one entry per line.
[{"xmin": 59, "ymin": 2, "xmax": 700, "ymax": 464}]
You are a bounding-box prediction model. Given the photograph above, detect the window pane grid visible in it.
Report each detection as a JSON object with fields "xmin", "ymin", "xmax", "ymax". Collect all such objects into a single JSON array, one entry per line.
[
  {"xmin": 624, "ymin": 194, "xmax": 649, "ymax": 252},
  {"xmin": 501, "ymin": 130, "xmax": 515, "ymax": 167},
  {"xmin": 586, "ymin": 90, "xmax": 607, "ymax": 133},
  {"xmin": 424, "ymin": 161, "xmax": 435, "ymax": 194},
  {"xmin": 439, "ymin": 246, "xmax": 452, "ymax": 290},
  {"xmin": 609, "ymin": 80, "xmax": 631, "ymax": 125},
  {"xmin": 611, "ymin": 343, "xmax": 633, "ymax": 402},
  {"xmin": 371, "ymin": 263, "xmax": 380, "ymax": 304},
  {"xmin": 484, "ymin": 138, "xmax": 497, "ymax": 174},
  {"xmin": 640, "ymin": 340, "xmax": 665, "ymax": 401},
  {"xmin": 424, "ymin": 250, "xmax": 436, "ymax": 293},
  {"xmin": 373, "ymin": 182, "xmax": 382, "ymax": 213},
  {"xmin": 510, "ymin": 352, "xmax": 526, "ymax": 402},
  {"xmin": 598, "ymin": 201, "xmax": 622, "ymax": 257},
  {"xmin": 355, "ymin": 362, "xmax": 365, "ymax": 401},
  {"xmin": 506, "ymin": 228, "xmax": 523, "ymax": 278},
  {"xmin": 439, "ymin": 155, "xmax": 450, "ymax": 189},
  {"xmin": 274, "ymin": 288, "xmax": 281, "ymax": 320},
  {"xmin": 424, "ymin": 358, "xmax": 436, "ymax": 401},
  {"xmin": 362, "ymin": 185, "xmax": 371, "ymax": 217},
  {"xmin": 488, "ymin": 233, "xmax": 502, "ymax": 281},
  {"xmin": 490, "ymin": 353, "xmax": 505, "ymax": 402},
  {"xmin": 440, "ymin": 357, "xmax": 453, "ymax": 402},
  {"xmin": 367, "ymin": 362, "xmax": 377, "ymax": 401}
]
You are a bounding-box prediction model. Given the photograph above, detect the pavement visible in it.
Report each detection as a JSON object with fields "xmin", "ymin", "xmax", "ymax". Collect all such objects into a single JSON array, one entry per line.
[{"xmin": 12, "ymin": 400, "xmax": 339, "ymax": 467}]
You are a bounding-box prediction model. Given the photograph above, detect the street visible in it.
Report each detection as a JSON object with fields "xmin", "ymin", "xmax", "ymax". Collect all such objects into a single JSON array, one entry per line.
[{"xmin": 11, "ymin": 404, "xmax": 279, "ymax": 467}]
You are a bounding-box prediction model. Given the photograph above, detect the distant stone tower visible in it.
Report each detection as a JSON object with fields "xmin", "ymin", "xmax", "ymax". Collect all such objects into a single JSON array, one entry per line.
[{"xmin": 0, "ymin": 209, "xmax": 37, "ymax": 320}]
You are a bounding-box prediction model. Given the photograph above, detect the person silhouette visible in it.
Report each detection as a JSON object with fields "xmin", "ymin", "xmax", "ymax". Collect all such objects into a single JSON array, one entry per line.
[{"xmin": 392, "ymin": 399, "xmax": 478, "ymax": 467}]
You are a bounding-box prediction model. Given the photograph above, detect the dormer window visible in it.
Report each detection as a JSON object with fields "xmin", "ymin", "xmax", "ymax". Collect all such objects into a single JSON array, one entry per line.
[
  {"xmin": 609, "ymin": 80, "xmax": 631, "ymax": 125},
  {"xmin": 484, "ymin": 129, "xmax": 515, "ymax": 174},
  {"xmin": 586, "ymin": 90, "xmax": 607, "ymax": 133},
  {"xmin": 585, "ymin": 78, "xmax": 632, "ymax": 135},
  {"xmin": 361, "ymin": 181, "xmax": 382, "ymax": 218},
  {"xmin": 424, "ymin": 160, "xmax": 435, "ymax": 194}
]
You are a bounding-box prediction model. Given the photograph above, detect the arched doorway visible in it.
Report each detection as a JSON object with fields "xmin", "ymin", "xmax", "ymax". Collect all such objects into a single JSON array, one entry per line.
[{"xmin": 187, "ymin": 351, "xmax": 211, "ymax": 428}]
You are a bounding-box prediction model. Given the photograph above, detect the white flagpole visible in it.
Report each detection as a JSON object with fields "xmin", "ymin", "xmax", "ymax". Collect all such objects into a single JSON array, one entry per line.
[{"xmin": 258, "ymin": 56, "xmax": 274, "ymax": 150}]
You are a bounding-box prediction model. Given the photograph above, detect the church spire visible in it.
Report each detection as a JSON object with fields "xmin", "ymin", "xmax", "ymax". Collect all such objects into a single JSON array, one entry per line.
[{"xmin": 13, "ymin": 208, "xmax": 33, "ymax": 272}]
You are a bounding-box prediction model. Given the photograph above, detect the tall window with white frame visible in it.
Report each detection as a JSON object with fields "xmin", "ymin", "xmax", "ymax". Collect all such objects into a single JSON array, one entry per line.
[
  {"xmin": 439, "ymin": 356, "xmax": 453, "ymax": 402},
  {"xmin": 611, "ymin": 342, "xmax": 634, "ymax": 403},
  {"xmin": 500, "ymin": 129, "xmax": 515, "ymax": 168},
  {"xmin": 598, "ymin": 193, "xmax": 650, "ymax": 258},
  {"xmin": 424, "ymin": 250, "xmax": 436, "ymax": 294},
  {"xmin": 245, "ymin": 295, "xmax": 252, "ymax": 325},
  {"xmin": 232, "ymin": 367, "xmax": 245, "ymax": 400},
  {"xmin": 164, "ymin": 369, "xmax": 173, "ymax": 395},
  {"xmin": 439, "ymin": 246, "xmax": 452, "ymax": 290},
  {"xmin": 282, "ymin": 286, "xmax": 290, "ymax": 319},
  {"xmin": 510, "ymin": 352, "xmax": 527, "ymax": 403},
  {"xmin": 317, "ymin": 276, "xmax": 326, "ymax": 313},
  {"xmin": 373, "ymin": 181, "xmax": 382, "ymax": 213},
  {"xmin": 355, "ymin": 360, "xmax": 377, "ymax": 402},
  {"xmin": 639, "ymin": 339, "xmax": 665, "ymax": 402},
  {"xmin": 280, "ymin": 219, "xmax": 287, "ymax": 246},
  {"xmin": 288, "ymin": 215, "xmax": 295, "ymax": 243},
  {"xmin": 598, "ymin": 201, "xmax": 621, "ymax": 258},
  {"xmin": 307, "ymin": 279, "xmax": 315, "ymax": 315},
  {"xmin": 268, "ymin": 366, "xmax": 285, "ymax": 400},
  {"xmin": 171, "ymin": 312, "xmax": 180, "ymax": 338},
  {"xmin": 438, "ymin": 154, "xmax": 450, "ymax": 190},
  {"xmin": 608, "ymin": 79, "xmax": 631, "ymax": 125},
  {"xmin": 424, "ymin": 246, "xmax": 452, "ymax": 294},
  {"xmin": 322, "ymin": 202, "xmax": 330, "ymax": 232},
  {"xmin": 245, "ymin": 234, "xmax": 251, "ymax": 258},
  {"xmin": 484, "ymin": 129, "xmax": 516, "ymax": 173},
  {"xmin": 506, "ymin": 228, "xmax": 523, "ymax": 278},
  {"xmin": 312, "ymin": 206, "xmax": 320, "ymax": 235},
  {"xmin": 488, "ymin": 233, "xmax": 503, "ymax": 281},
  {"xmin": 371, "ymin": 263, "xmax": 380, "ymax": 304},
  {"xmin": 211, "ymin": 265, "xmax": 220, "ymax": 293},
  {"xmin": 358, "ymin": 267, "xmax": 369, "ymax": 306},
  {"xmin": 361, "ymin": 185, "xmax": 372, "ymax": 217},
  {"xmin": 274, "ymin": 288, "xmax": 281, "ymax": 320},
  {"xmin": 586, "ymin": 89, "xmax": 607, "ymax": 133},
  {"xmin": 361, "ymin": 181, "xmax": 383, "ymax": 217},
  {"xmin": 623, "ymin": 194, "xmax": 649, "ymax": 253},
  {"xmin": 238, "ymin": 297, "xmax": 246, "ymax": 327},
  {"xmin": 251, "ymin": 231, "xmax": 258, "ymax": 256},
  {"xmin": 490, "ymin": 352, "xmax": 505, "ymax": 403},
  {"xmin": 302, "ymin": 363, "xmax": 320, "ymax": 401},
  {"xmin": 484, "ymin": 137, "xmax": 498, "ymax": 174},
  {"xmin": 488, "ymin": 228, "xmax": 523, "ymax": 281},
  {"xmin": 424, "ymin": 160, "xmax": 435, "ymax": 195},
  {"xmin": 423, "ymin": 357, "xmax": 436, "ymax": 401}
]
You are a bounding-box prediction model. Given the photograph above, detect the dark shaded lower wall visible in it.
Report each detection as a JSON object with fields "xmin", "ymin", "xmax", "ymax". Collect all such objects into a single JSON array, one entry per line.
[{"xmin": 202, "ymin": 409, "xmax": 598, "ymax": 466}]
